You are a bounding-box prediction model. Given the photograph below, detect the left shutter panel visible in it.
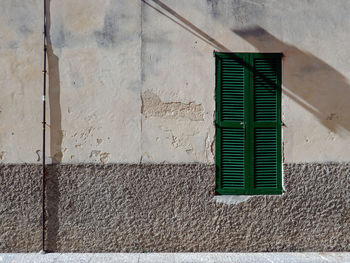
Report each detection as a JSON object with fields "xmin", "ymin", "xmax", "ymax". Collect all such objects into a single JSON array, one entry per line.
[{"xmin": 216, "ymin": 54, "xmax": 246, "ymax": 194}]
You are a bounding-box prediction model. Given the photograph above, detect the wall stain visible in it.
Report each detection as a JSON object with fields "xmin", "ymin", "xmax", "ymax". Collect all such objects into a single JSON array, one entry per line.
[
  {"xmin": 52, "ymin": 23, "xmax": 66, "ymax": 49},
  {"xmin": 94, "ymin": 8, "xmax": 118, "ymax": 48},
  {"xmin": 206, "ymin": 0, "xmax": 220, "ymax": 18},
  {"xmin": 18, "ymin": 24, "xmax": 32, "ymax": 36},
  {"xmin": 141, "ymin": 90, "xmax": 204, "ymax": 121}
]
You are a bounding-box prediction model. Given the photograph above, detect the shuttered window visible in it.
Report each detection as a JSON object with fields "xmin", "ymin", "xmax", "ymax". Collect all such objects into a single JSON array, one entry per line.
[{"xmin": 215, "ymin": 53, "xmax": 282, "ymax": 195}]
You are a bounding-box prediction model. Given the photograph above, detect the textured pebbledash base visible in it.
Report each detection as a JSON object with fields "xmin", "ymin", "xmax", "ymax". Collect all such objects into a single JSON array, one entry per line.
[
  {"xmin": 1, "ymin": 252, "xmax": 350, "ymax": 263},
  {"xmin": 0, "ymin": 163, "xmax": 349, "ymax": 252}
]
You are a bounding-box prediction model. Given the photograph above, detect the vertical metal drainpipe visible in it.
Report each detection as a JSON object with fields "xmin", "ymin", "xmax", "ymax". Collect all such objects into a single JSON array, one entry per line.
[{"xmin": 41, "ymin": 0, "xmax": 47, "ymax": 253}]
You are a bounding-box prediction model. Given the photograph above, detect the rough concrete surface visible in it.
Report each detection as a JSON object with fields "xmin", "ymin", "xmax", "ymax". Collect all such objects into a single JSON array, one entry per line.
[
  {"xmin": 1, "ymin": 252, "xmax": 350, "ymax": 263},
  {"xmin": 0, "ymin": 163, "xmax": 349, "ymax": 252}
]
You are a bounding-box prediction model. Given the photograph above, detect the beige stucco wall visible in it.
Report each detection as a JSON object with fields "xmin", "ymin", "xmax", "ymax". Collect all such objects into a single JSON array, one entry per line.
[{"xmin": 0, "ymin": 0, "xmax": 349, "ymax": 164}]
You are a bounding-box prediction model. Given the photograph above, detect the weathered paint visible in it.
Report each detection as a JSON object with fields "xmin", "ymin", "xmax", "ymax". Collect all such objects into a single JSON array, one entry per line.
[{"xmin": 0, "ymin": 0, "xmax": 349, "ymax": 164}]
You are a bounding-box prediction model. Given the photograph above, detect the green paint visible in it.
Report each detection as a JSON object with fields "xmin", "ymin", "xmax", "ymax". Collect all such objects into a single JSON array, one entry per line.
[{"xmin": 215, "ymin": 52, "xmax": 282, "ymax": 195}]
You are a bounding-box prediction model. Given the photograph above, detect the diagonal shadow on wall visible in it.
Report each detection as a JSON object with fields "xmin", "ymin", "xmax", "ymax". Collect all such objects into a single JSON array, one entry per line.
[
  {"xmin": 233, "ymin": 26, "xmax": 350, "ymax": 135},
  {"xmin": 144, "ymin": 0, "xmax": 350, "ymax": 135},
  {"xmin": 142, "ymin": 0, "xmax": 230, "ymax": 52}
]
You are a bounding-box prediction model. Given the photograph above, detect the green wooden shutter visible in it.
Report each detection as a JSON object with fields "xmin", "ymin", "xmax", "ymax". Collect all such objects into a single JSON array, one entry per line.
[
  {"xmin": 251, "ymin": 54, "xmax": 282, "ymax": 194},
  {"xmin": 215, "ymin": 53, "xmax": 282, "ymax": 195},
  {"xmin": 215, "ymin": 53, "xmax": 247, "ymax": 195}
]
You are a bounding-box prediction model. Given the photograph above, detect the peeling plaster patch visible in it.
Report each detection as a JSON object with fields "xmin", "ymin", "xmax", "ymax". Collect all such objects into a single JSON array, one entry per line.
[
  {"xmin": 75, "ymin": 127, "xmax": 96, "ymax": 147},
  {"xmin": 327, "ymin": 131, "xmax": 336, "ymax": 141},
  {"xmin": 100, "ymin": 152, "xmax": 110, "ymax": 164},
  {"xmin": 142, "ymin": 152, "xmax": 153, "ymax": 160},
  {"xmin": 327, "ymin": 113, "xmax": 339, "ymax": 121},
  {"xmin": 210, "ymin": 139, "xmax": 215, "ymax": 156},
  {"xmin": 53, "ymin": 152, "xmax": 63, "ymax": 161},
  {"xmin": 160, "ymin": 124, "xmax": 201, "ymax": 157},
  {"xmin": 171, "ymin": 135, "xmax": 193, "ymax": 152},
  {"xmin": 85, "ymin": 114, "xmax": 98, "ymax": 123},
  {"xmin": 90, "ymin": 150, "xmax": 101, "ymax": 158},
  {"xmin": 0, "ymin": 151, "xmax": 6, "ymax": 160},
  {"xmin": 204, "ymin": 132, "xmax": 215, "ymax": 162},
  {"xmin": 185, "ymin": 149, "xmax": 193, "ymax": 154},
  {"xmin": 35, "ymin": 150, "xmax": 40, "ymax": 162},
  {"xmin": 89, "ymin": 151, "xmax": 110, "ymax": 164},
  {"xmin": 141, "ymin": 90, "xmax": 204, "ymax": 121}
]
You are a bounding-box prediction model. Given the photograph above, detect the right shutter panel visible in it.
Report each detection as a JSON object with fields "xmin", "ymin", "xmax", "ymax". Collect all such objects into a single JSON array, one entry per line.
[
  {"xmin": 254, "ymin": 127, "xmax": 278, "ymax": 188},
  {"xmin": 252, "ymin": 56, "xmax": 281, "ymax": 193}
]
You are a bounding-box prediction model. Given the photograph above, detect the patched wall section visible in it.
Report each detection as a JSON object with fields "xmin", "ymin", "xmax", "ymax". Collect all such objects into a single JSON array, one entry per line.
[
  {"xmin": 50, "ymin": 0, "xmax": 142, "ymax": 163},
  {"xmin": 140, "ymin": 0, "xmax": 350, "ymax": 163},
  {"xmin": 0, "ymin": 0, "xmax": 142, "ymax": 164},
  {"xmin": 1, "ymin": 163, "xmax": 349, "ymax": 252},
  {"xmin": 1, "ymin": 0, "xmax": 350, "ymax": 163}
]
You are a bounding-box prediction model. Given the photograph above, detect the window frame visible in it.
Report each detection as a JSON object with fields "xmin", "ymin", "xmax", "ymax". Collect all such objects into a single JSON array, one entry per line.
[{"xmin": 215, "ymin": 52, "xmax": 283, "ymax": 195}]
